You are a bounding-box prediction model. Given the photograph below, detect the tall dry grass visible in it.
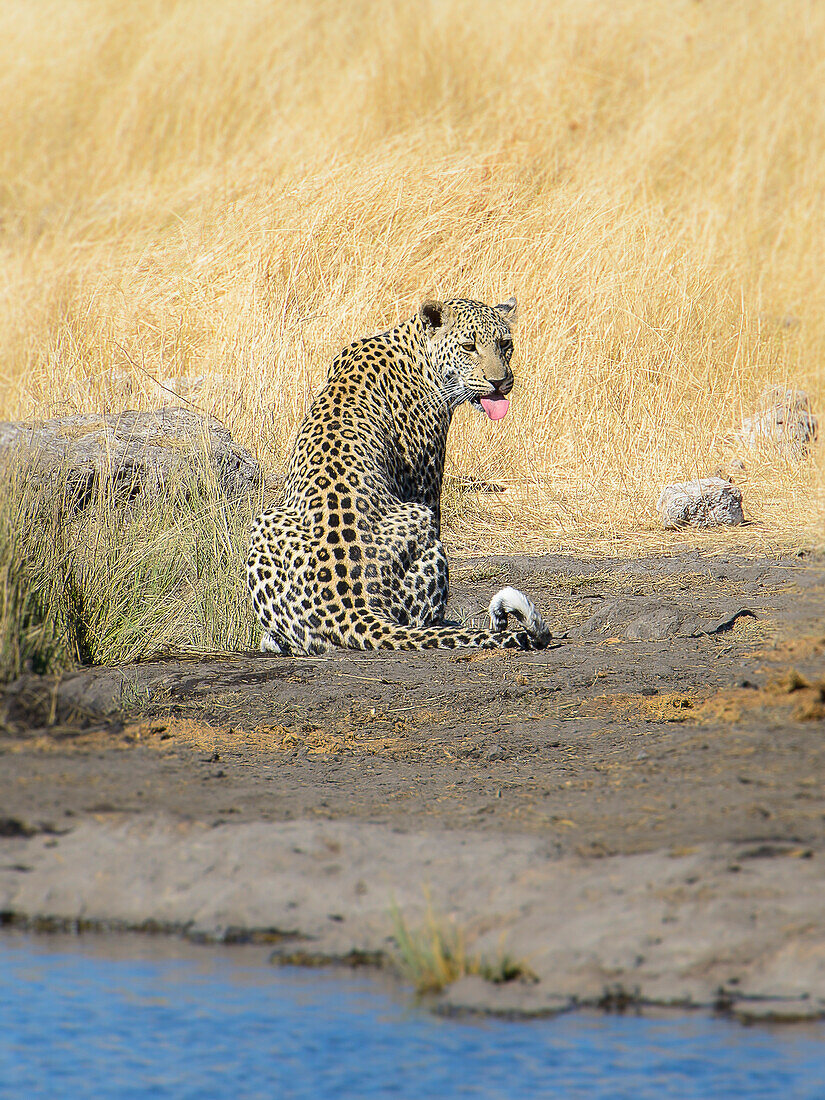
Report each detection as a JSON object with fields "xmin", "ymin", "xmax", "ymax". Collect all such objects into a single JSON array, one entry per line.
[{"xmin": 1, "ymin": 0, "xmax": 823, "ymax": 553}]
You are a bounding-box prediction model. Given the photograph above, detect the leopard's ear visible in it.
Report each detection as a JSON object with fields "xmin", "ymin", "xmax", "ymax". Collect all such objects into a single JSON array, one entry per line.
[
  {"xmin": 419, "ymin": 300, "xmax": 455, "ymax": 335},
  {"xmin": 494, "ymin": 296, "xmax": 517, "ymax": 325}
]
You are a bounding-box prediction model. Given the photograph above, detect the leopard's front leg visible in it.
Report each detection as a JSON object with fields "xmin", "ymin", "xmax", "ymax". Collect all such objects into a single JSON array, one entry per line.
[{"xmin": 366, "ymin": 503, "xmax": 449, "ymax": 628}]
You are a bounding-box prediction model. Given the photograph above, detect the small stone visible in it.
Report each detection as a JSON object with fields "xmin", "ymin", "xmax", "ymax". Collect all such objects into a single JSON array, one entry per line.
[
  {"xmin": 657, "ymin": 478, "xmax": 744, "ymax": 529},
  {"xmin": 485, "ymin": 744, "xmax": 505, "ymax": 762}
]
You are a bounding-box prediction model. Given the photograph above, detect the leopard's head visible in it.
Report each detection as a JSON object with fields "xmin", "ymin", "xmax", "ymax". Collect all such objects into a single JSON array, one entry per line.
[{"xmin": 419, "ymin": 296, "xmax": 517, "ymax": 420}]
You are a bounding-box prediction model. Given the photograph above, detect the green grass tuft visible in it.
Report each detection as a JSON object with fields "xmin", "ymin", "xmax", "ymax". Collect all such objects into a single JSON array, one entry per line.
[
  {"xmin": 389, "ymin": 897, "xmax": 535, "ymax": 996},
  {"xmin": 0, "ymin": 462, "xmax": 261, "ymax": 683}
]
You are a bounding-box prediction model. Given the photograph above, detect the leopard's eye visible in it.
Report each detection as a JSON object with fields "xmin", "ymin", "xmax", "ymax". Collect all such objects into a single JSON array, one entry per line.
[{"xmin": 461, "ymin": 341, "xmax": 476, "ymax": 353}]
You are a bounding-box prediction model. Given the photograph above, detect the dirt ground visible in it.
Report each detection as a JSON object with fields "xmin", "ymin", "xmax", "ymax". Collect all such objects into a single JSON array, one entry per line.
[
  {"xmin": 3, "ymin": 548, "xmax": 825, "ymax": 1019},
  {"xmin": 3, "ymin": 549, "xmax": 824, "ymax": 856}
]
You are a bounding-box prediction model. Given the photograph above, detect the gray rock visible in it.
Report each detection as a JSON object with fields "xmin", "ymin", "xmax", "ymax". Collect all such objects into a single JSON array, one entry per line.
[
  {"xmin": 577, "ymin": 600, "xmax": 622, "ymax": 636},
  {"xmin": 736, "ymin": 387, "xmax": 818, "ymax": 456},
  {"xmin": 728, "ymin": 997, "xmax": 825, "ymax": 1024},
  {"xmin": 435, "ymin": 975, "xmax": 571, "ymax": 1019},
  {"xmin": 625, "ymin": 608, "xmax": 682, "ymax": 640},
  {"xmin": 657, "ymin": 478, "xmax": 744, "ymax": 529},
  {"xmin": 578, "ymin": 600, "xmax": 757, "ymax": 641},
  {"xmin": 0, "ymin": 407, "xmax": 261, "ymax": 508}
]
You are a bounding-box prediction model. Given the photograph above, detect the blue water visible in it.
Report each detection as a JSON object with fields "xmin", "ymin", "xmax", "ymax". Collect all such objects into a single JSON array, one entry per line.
[{"xmin": 1, "ymin": 937, "xmax": 824, "ymax": 1100}]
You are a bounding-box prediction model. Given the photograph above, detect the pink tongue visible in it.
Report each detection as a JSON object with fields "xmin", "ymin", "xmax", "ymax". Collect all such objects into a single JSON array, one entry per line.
[{"xmin": 479, "ymin": 396, "xmax": 510, "ymax": 421}]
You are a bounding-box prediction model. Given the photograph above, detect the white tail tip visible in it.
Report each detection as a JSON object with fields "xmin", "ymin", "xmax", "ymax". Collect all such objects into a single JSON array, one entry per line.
[{"xmin": 489, "ymin": 586, "xmax": 550, "ymax": 637}]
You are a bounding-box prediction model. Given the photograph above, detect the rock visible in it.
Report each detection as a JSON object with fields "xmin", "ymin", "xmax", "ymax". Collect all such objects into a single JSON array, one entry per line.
[
  {"xmin": 577, "ymin": 599, "xmax": 756, "ymax": 640},
  {"xmin": 576, "ymin": 600, "xmax": 622, "ymax": 636},
  {"xmin": 484, "ymin": 744, "xmax": 505, "ymax": 763},
  {"xmin": 736, "ymin": 387, "xmax": 818, "ymax": 456},
  {"xmin": 728, "ymin": 997, "xmax": 825, "ymax": 1024},
  {"xmin": 435, "ymin": 975, "xmax": 572, "ymax": 1019},
  {"xmin": 625, "ymin": 608, "xmax": 681, "ymax": 640},
  {"xmin": 657, "ymin": 478, "xmax": 744, "ymax": 529},
  {"xmin": 0, "ymin": 407, "xmax": 261, "ymax": 508}
]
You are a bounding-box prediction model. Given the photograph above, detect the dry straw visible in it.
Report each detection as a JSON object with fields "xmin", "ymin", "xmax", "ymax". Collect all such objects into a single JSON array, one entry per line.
[{"xmin": 0, "ymin": 0, "xmax": 822, "ymax": 554}]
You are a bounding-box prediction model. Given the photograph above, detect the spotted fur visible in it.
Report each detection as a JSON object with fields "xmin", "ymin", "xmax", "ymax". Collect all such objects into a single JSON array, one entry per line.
[{"xmin": 247, "ymin": 296, "xmax": 551, "ymax": 653}]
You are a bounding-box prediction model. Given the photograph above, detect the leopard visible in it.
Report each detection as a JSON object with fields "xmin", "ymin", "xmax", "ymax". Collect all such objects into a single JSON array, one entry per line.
[{"xmin": 246, "ymin": 295, "xmax": 552, "ymax": 654}]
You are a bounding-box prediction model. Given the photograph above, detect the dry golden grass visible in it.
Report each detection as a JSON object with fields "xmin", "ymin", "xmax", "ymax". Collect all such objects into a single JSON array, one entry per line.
[{"xmin": 1, "ymin": 0, "xmax": 823, "ymax": 552}]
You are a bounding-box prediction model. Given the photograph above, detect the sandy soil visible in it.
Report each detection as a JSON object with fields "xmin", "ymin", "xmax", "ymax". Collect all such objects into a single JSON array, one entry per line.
[{"xmin": 2, "ymin": 549, "xmax": 824, "ymax": 1020}]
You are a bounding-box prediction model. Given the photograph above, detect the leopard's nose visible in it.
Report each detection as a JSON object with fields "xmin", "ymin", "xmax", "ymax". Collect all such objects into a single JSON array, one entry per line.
[{"xmin": 491, "ymin": 376, "xmax": 513, "ymax": 396}]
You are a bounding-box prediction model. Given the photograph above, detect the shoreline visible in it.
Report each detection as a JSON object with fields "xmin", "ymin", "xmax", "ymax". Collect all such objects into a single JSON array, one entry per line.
[
  {"xmin": 2, "ymin": 813, "xmax": 824, "ymax": 1024},
  {"xmin": 3, "ymin": 922, "xmax": 821, "ymax": 1033}
]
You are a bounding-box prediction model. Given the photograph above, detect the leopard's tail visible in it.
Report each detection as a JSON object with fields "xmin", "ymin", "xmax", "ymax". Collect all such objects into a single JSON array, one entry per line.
[{"xmin": 347, "ymin": 585, "xmax": 552, "ymax": 652}]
